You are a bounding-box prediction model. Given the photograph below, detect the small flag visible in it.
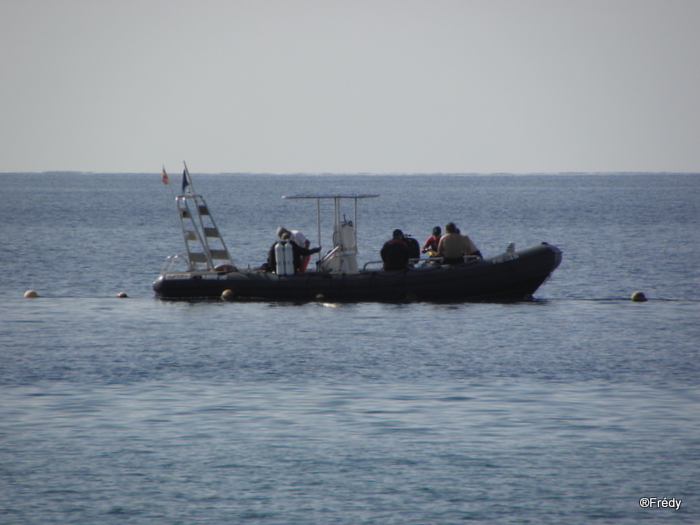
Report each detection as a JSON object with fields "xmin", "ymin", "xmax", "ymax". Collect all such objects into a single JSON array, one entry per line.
[
  {"xmin": 161, "ymin": 167, "xmax": 169, "ymax": 185},
  {"xmin": 182, "ymin": 168, "xmax": 191, "ymax": 193}
]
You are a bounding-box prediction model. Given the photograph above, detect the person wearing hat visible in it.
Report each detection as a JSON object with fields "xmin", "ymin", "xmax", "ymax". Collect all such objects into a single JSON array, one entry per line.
[
  {"xmin": 380, "ymin": 229, "xmax": 410, "ymax": 271},
  {"xmin": 422, "ymin": 226, "xmax": 442, "ymax": 255}
]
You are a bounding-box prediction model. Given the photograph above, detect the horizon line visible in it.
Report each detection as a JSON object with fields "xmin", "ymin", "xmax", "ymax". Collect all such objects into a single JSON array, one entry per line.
[{"xmin": 2, "ymin": 170, "xmax": 699, "ymax": 176}]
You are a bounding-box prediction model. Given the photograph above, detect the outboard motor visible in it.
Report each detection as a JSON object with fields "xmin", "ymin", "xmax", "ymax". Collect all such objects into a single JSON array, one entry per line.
[
  {"xmin": 274, "ymin": 241, "xmax": 295, "ymax": 275},
  {"xmin": 320, "ymin": 218, "xmax": 359, "ymax": 272}
]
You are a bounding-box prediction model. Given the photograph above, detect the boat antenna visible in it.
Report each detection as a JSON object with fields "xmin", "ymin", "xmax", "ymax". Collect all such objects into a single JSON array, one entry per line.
[{"xmin": 316, "ymin": 197, "xmax": 322, "ymax": 262}]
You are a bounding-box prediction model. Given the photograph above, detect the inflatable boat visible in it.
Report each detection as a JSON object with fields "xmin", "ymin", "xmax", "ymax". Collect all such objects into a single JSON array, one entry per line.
[{"xmin": 153, "ymin": 168, "xmax": 562, "ymax": 302}]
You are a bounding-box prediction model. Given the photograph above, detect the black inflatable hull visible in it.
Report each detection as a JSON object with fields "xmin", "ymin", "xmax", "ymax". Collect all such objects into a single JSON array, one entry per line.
[{"xmin": 153, "ymin": 243, "xmax": 562, "ymax": 302}]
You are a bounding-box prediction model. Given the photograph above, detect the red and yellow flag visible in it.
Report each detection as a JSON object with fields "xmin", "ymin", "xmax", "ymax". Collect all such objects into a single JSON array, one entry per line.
[{"xmin": 161, "ymin": 167, "xmax": 170, "ymax": 185}]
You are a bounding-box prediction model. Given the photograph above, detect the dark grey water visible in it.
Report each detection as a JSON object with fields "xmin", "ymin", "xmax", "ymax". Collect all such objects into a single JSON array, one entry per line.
[{"xmin": 1, "ymin": 173, "xmax": 699, "ymax": 523}]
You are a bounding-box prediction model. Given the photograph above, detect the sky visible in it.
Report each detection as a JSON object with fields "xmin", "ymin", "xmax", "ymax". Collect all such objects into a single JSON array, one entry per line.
[{"xmin": 2, "ymin": 0, "xmax": 699, "ymax": 174}]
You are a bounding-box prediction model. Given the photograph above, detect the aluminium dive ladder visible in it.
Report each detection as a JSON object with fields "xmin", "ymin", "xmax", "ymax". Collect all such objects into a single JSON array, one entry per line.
[{"xmin": 175, "ymin": 193, "xmax": 235, "ymax": 271}]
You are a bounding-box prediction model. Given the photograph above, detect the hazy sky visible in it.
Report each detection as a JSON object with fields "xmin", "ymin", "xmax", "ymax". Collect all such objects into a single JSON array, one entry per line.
[{"xmin": 2, "ymin": 0, "xmax": 699, "ymax": 174}]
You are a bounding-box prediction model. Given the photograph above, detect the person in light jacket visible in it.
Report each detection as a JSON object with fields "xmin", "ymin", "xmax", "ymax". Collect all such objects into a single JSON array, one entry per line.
[{"xmin": 437, "ymin": 222, "xmax": 482, "ymax": 264}]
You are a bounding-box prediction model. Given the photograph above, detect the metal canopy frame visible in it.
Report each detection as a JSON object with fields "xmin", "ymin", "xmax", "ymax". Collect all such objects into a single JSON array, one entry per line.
[{"xmin": 282, "ymin": 194, "xmax": 379, "ymax": 263}]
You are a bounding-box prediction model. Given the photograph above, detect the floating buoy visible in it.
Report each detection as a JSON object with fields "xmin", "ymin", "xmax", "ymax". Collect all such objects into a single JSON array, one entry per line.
[
  {"xmin": 117, "ymin": 292, "xmax": 128, "ymax": 298},
  {"xmin": 24, "ymin": 290, "xmax": 39, "ymax": 298},
  {"xmin": 631, "ymin": 291, "xmax": 647, "ymax": 302},
  {"xmin": 315, "ymin": 294, "xmax": 325, "ymax": 302},
  {"xmin": 221, "ymin": 289, "xmax": 235, "ymax": 301}
]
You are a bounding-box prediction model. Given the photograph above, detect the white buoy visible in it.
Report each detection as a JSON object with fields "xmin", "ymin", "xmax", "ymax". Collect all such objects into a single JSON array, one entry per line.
[
  {"xmin": 24, "ymin": 290, "xmax": 39, "ymax": 298},
  {"xmin": 117, "ymin": 292, "xmax": 128, "ymax": 298},
  {"xmin": 631, "ymin": 291, "xmax": 647, "ymax": 302},
  {"xmin": 221, "ymin": 289, "xmax": 235, "ymax": 301}
]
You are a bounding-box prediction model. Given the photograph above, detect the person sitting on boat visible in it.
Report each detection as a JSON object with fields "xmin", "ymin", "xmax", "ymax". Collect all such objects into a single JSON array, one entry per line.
[
  {"xmin": 437, "ymin": 222, "xmax": 482, "ymax": 264},
  {"xmin": 267, "ymin": 232, "xmax": 321, "ymax": 274},
  {"xmin": 422, "ymin": 226, "xmax": 442, "ymax": 255},
  {"xmin": 277, "ymin": 226, "xmax": 311, "ymax": 272},
  {"xmin": 380, "ymin": 229, "xmax": 410, "ymax": 271}
]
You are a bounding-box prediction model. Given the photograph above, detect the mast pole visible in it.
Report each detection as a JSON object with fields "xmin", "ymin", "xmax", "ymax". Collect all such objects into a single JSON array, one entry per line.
[
  {"xmin": 354, "ymin": 197, "xmax": 359, "ymax": 254},
  {"xmin": 316, "ymin": 198, "xmax": 322, "ymax": 261}
]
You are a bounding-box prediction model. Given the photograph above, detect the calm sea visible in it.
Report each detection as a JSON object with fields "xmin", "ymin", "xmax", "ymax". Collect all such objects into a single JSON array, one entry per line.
[{"xmin": 1, "ymin": 173, "xmax": 699, "ymax": 524}]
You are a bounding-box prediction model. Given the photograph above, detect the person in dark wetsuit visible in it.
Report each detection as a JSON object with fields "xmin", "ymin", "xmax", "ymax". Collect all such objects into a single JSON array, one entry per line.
[{"xmin": 380, "ymin": 229, "xmax": 410, "ymax": 271}]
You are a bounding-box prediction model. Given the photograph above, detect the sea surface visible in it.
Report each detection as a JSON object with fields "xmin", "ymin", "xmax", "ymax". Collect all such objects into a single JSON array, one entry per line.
[{"xmin": 1, "ymin": 172, "xmax": 699, "ymax": 524}]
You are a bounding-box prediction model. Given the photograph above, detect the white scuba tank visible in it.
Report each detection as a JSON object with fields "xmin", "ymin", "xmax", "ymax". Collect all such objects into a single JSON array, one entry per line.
[{"xmin": 274, "ymin": 241, "xmax": 295, "ymax": 275}]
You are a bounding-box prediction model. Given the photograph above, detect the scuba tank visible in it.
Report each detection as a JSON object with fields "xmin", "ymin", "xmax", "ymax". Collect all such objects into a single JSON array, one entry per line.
[{"xmin": 274, "ymin": 241, "xmax": 295, "ymax": 275}]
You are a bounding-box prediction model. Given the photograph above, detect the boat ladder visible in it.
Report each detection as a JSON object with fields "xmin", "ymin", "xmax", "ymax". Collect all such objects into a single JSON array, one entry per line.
[{"xmin": 175, "ymin": 194, "xmax": 235, "ymax": 271}]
